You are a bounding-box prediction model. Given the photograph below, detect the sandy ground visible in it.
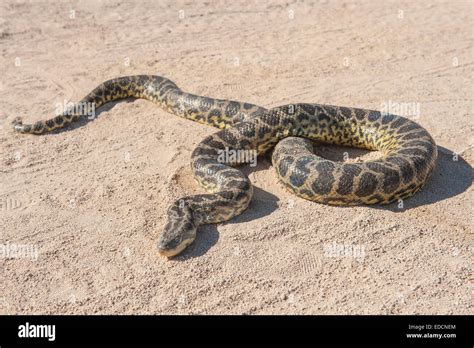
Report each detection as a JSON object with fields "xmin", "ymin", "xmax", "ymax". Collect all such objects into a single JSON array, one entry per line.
[{"xmin": 0, "ymin": 0, "xmax": 472, "ymax": 315}]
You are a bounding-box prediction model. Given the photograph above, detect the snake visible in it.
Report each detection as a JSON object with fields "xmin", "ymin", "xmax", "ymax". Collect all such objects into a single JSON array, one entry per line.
[{"xmin": 13, "ymin": 75, "xmax": 438, "ymax": 257}]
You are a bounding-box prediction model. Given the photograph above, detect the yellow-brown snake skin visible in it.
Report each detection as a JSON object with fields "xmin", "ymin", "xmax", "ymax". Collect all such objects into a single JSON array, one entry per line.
[{"xmin": 13, "ymin": 75, "xmax": 438, "ymax": 257}]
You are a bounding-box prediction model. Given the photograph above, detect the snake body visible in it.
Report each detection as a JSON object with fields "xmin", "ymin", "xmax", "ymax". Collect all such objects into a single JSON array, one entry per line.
[{"xmin": 13, "ymin": 75, "xmax": 437, "ymax": 257}]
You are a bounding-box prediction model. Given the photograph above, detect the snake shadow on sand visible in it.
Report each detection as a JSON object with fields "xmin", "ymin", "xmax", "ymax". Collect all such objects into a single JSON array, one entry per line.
[{"xmin": 379, "ymin": 146, "xmax": 472, "ymax": 212}]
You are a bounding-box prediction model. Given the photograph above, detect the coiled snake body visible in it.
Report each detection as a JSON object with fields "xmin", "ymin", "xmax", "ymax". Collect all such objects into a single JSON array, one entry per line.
[{"xmin": 13, "ymin": 75, "xmax": 437, "ymax": 257}]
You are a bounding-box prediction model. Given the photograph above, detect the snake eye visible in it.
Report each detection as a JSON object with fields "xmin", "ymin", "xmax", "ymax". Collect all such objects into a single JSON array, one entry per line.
[{"xmin": 157, "ymin": 220, "xmax": 197, "ymax": 258}]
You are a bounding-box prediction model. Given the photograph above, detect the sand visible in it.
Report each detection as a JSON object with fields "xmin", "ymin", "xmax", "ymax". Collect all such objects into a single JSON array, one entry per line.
[{"xmin": 0, "ymin": 0, "xmax": 472, "ymax": 314}]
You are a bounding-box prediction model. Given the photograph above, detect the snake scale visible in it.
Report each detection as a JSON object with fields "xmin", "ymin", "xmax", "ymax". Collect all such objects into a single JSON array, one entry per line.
[{"xmin": 13, "ymin": 75, "xmax": 437, "ymax": 257}]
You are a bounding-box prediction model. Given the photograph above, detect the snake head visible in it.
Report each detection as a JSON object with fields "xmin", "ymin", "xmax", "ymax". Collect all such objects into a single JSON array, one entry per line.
[{"xmin": 157, "ymin": 201, "xmax": 197, "ymax": 258}]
